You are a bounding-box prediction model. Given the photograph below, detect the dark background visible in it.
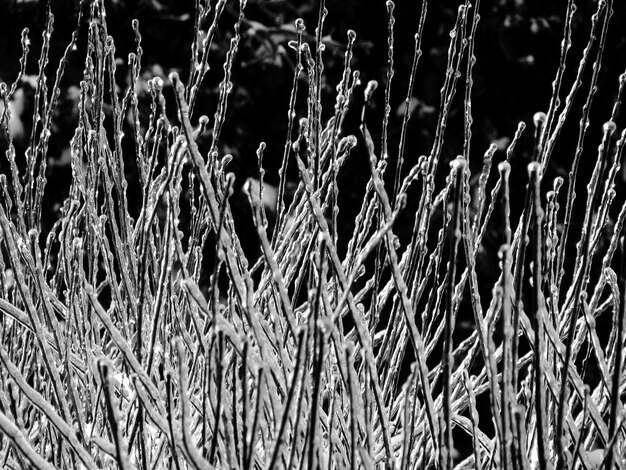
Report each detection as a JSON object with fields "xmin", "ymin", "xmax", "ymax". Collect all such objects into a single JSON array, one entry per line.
[{"xmin": 1, "ymin": 0, "xmax": 626, "ymax": 292}]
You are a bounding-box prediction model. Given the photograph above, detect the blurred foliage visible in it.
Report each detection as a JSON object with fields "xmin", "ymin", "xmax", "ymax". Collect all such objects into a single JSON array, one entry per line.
[{"xmin": 1, "ymin": 0, "xmax": 626, "ymax": 262}]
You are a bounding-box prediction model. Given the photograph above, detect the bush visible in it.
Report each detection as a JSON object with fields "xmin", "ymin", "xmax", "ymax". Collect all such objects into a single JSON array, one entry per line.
[{"xmin": 0, "ymin": 0, "xmax": 624, "ymax": 469}]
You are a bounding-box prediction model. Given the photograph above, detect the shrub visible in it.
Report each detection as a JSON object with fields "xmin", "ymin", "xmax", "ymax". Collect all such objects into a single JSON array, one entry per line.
[{"xmin": 0, "ymin": 0, "xmax": 624, "ymax": 469}]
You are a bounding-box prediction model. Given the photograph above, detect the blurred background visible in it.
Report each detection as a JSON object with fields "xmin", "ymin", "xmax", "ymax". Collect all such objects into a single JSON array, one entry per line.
[{"xmin": 1, "ymin": 0, "xmax": 626, "ymax": 282}]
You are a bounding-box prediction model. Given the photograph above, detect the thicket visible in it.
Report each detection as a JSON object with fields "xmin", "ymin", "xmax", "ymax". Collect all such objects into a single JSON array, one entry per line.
[{"xmin": 0, "ymin": 0, "xmax": 625, "ymax": 469}]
